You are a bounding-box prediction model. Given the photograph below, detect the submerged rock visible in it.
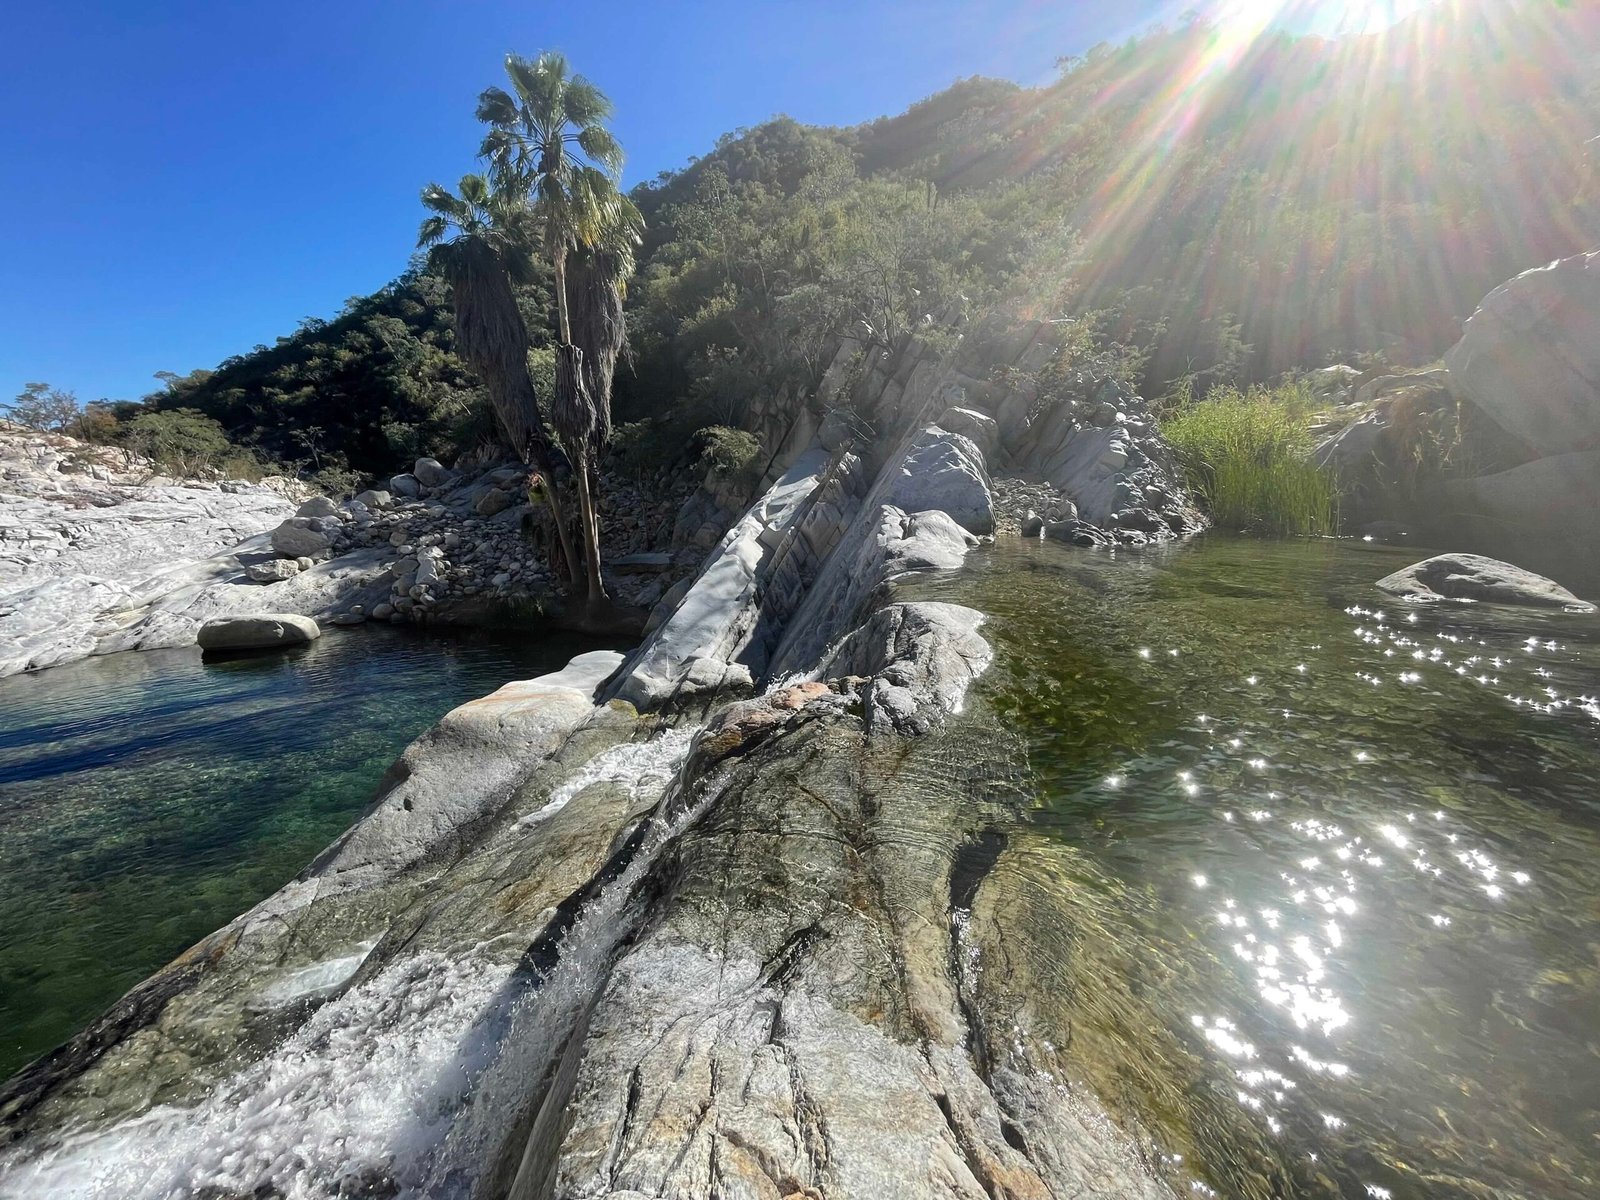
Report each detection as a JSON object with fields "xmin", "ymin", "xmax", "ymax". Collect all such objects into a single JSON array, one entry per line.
[
  {"xmin": 196, "ymin": 613, "xmax": 322, "ymax": 650},
  {"xmin": 1376, "ymin": 553, "xmax": 1596, "ymax": 610}
]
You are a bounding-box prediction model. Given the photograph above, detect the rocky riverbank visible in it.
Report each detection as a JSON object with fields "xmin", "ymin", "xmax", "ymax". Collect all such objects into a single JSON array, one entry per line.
[
  {"xmin": 0, "ymin": 428, "xmax": 701, "ymax": 677},
  {"xmin": 0, "ymin": 428, "xmax": 306, "ymax": 676},
  {"xmin": 0, "ymin": 316, "xmax": 1211, "ymax": 1196}
]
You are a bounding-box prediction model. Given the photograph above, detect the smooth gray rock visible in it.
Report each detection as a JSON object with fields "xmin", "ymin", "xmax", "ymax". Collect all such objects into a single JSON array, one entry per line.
[
  {"xmin": 270, "ymin": 520, "xmax": 333, "ymax": 559},
  {"xmin": 244, "ymin": 559, "xmax": 300, "ymax": 584},
  {"xmin": 818, "ymin": 601, "xmax": 992, "ymax": 735},
  {"xmin": 354, "ymin": 489, "xmax": 391, "ymax": 509},
  {"xmin": 295, "ymin": 496, "xmax": 339, "ymax": 519},
  {"xmin": 1376, "ymin": 553, "xmax": 1595, "ymax": 610},
  {"xmin": 887, "ymin": 428, "xmax": 995, "ymax": 534},
  {"xmin": 197, "ymin": 613, "xmax": 321, "ymax": 650},
  {"xmin": 1437, "ymin": 450, "xmax": 1600, "ymax": 586},
  {"xmin": 1445, "ymin": 250, "xmax": 1600, "ymax": 456},
  {"xmin": 613, "ymin": 448, "xmax": 837, "ymax": 711},
  {"xmin": 474, "ymin": 487, "xmax": 513, "ymax": 516},
  {"xmin": 390, "ymin": 473, "xmax": 421, "ymax": 498},
  {"xmin": 938, "ymin": 405, "xmax": 1000, "ymax": 459},
  {"xmin": 309, "ymin": 649, "xmax": 625, "ymax": 883},
  {"xmin": 413, "ymin": 457, "xmax": 450, "ymax": 488}
]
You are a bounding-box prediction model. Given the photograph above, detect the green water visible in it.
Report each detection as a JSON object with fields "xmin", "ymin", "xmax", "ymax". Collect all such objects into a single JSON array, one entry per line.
[
  {"xmin": 911, "ymin": 536, "xmax": 1600, "ymax": 1199},
  {"xmin": 0, "ymin": 627, "xmax": 623, "ymax": 1081}
]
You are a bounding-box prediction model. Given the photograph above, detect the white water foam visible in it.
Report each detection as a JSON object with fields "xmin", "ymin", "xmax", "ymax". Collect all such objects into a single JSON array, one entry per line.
[
  {"xmin": 256, "ymin": 939, "xmax": 379, "ymax": 1007},
  {"xmin": 0, "ymin": 727, "xmax": 707, "ymax": 1200}
]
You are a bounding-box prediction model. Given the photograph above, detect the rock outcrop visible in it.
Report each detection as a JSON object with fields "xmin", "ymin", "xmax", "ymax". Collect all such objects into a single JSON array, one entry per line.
[
  {"xmin": 1444, "ymin": 250, "xmax": 1600, "ymax": 456},
  {"xmin": 0, "ymin": 427, "xmax": 304, "ymax": 676},
  {"xmin": 1314, "ymin": 252, "xmax": 1600, "ymax": 598}
]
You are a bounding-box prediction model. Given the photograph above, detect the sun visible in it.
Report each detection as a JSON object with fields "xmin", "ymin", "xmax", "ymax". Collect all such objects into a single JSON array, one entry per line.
[{"xmin": 1213, "ymin": 0, "xmax": 1431, "ymax": 36}]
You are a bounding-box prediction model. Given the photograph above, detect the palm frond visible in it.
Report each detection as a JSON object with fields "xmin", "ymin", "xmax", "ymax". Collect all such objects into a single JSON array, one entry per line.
[
  {"xmin": 475, "ymin": 85, "xmax": 518, "ymax": 127},
  {"xmin": 574, "ymin": 124, "xmax": 623, "ymax": 176},
  {"xmin": 416, "ymin": 214, "xmax": 450, "ymax": 249},
  {"xmin": 562, "ymin": 76, "xmax": 614, "ymax": 130}
]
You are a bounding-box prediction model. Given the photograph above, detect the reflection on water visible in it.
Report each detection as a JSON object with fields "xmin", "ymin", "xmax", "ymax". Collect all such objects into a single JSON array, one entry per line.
[
  {"xmin": 0, "ymin": 626, "xmax": 624, "ymax": 1081},
  {"xmin": 908, "ymin": 536, "xmax": 1600, "ymax": 1199}
]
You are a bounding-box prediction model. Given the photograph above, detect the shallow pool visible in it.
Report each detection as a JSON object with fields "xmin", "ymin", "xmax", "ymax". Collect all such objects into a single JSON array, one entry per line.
[{"xmin": 0, "ymin": 626, "xmax": 624, "ymax": 1079}]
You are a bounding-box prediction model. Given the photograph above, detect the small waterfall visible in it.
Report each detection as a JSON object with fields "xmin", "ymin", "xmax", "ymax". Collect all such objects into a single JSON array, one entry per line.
[{"xmin": 0, "ymin": 726, "xmax": 705, "ymax": 1200}]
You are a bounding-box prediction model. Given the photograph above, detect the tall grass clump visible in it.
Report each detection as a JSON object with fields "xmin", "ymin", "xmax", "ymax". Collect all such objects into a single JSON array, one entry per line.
[{"xmin": 1163, "ymin": 381, "xmax": 1339, "ymax": 535}]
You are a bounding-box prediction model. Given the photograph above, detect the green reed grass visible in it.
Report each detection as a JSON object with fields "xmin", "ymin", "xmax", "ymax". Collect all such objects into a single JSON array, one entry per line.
[{"xmin": 1163, "ymin": 381, "xmax": 1339, "ymax": 536}]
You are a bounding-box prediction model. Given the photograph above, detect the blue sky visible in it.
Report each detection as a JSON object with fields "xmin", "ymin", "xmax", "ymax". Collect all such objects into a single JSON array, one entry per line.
[{"xmin": 1, "ymin": 1, "xmax": 1175, "ymax": 404}]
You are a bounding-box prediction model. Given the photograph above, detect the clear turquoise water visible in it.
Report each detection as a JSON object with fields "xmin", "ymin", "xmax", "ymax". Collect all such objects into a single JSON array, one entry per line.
[
  {"xmin": 0, "ymin": 628, "xmax": 623, "ymax": 1081},
  {"xmin": 912, "ymin": 536, "xmax": 1600, "ymax": 1199}
]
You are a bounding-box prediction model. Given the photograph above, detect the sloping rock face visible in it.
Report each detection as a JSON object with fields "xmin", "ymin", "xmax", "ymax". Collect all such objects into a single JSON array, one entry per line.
[
  {"xmin": 1444, "ymin": 250, "xmax": 1600, "ymax": 456},
  {"xmin": 0, "ymin": 417, "xmax": 1193, "ymax": 1199},
  {"xmin": 750, "ymin": 313, "xmax": 1204, "ymax": 547},
  {"xmin": 1, "ymin": 433, "xmax": 699, "ymax": 678},
  {"xmin": 0, "ymin": 427, "xmax": 301, "ymax": 676}
]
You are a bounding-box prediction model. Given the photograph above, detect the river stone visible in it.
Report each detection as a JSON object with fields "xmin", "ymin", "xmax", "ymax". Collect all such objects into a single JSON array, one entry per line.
[
  {"xmin": 295, "ymin": 496, "xmax": 339, "ymax": 519},
  {"xmin": 308, "ymin": 649, "xmax": 626, "ymax": 882},
  {"xmin": 475, "ymin": 487, "xmax": 513, "ymax": 516},
  {"xmin": 1376, "ymin": 553, "xmax": 1596, "ymax": 610},
  {"xmin": 390, "ymin": 473, "xmax": 421, "ymax": 498},
  {"xmin": 245, "ymin": 559, "xmax": 300, "ymax": 584},
  {"xmin": 354, "ymin": 489, "xmax": 391, "ymax": 509},
  {"xmin": 413, "ymin": 457, "xmax": 450, "ymax": 488},
  {"xmin": 197, "ymin": 613, "xmax": 321, "ymax": 651},
  {"xmin": 270, "ymin": 520, "xmax": 333, "ymax": 558},
  {"xmin": 1445, "ymin": 250, "xmax": 1600, "ymax": 456}
]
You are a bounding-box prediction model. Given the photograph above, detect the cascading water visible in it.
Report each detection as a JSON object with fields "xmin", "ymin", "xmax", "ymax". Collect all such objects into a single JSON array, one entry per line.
[{"xmin": 0, "ymin": 726, "xmax": 704, "ymax": 1200}]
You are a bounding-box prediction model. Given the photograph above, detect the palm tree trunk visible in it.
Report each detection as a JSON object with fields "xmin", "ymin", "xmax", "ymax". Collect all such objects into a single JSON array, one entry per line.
[
  {"xmin": 572, "ymin": 455, "xmax": 608, "ymax": 605},
  {"xmin": 553, "ymin": 244, "xmax": 573, "ymax": 345},
  {"xmin": 523, "ymin": 435, "xmax": 580, "ymax": 589}
]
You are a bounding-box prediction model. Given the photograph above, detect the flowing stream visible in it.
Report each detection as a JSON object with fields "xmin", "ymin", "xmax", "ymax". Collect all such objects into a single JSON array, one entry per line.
[{"xmin": 906, "ymin": 535, "xmax": 1600, "ymax": 1199}]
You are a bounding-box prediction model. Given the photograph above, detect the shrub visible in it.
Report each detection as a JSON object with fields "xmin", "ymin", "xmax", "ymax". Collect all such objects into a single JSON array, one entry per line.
[
  {"xmin": 122, "ymin": 409, "xmax": 233, "ymax": 477},
  {"xmin": 1164, "ymin": 382, "xmax": 1338, "ymax": 536},
  {"xmin": 690, "ymin": 425, "xmax": 763, "ymax": 484}
]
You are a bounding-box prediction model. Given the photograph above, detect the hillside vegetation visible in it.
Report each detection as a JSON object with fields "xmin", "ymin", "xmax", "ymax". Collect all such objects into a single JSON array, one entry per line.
[{"xmin": 19, "ymin": 0, "xmax": 1597, "ymax": 484}]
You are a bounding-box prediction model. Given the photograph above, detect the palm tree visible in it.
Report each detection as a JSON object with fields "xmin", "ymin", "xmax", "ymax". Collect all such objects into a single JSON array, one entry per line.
[
  {"xmin": 476, "ymin": 51, "xmax": 640, "ymax": 607},
  {"xmin": 416, "ymin": 173, "xmax": 580, "ymax": 586},
  {"xmin": 564, "ymin": 220, "xmax": 640, "ymax": 545}
]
